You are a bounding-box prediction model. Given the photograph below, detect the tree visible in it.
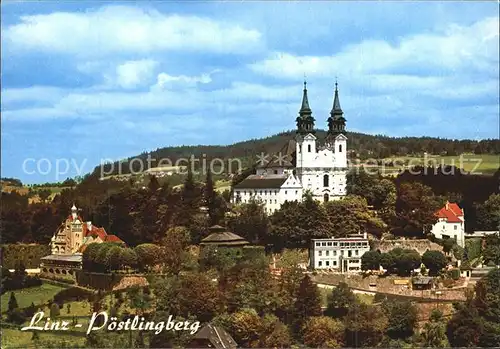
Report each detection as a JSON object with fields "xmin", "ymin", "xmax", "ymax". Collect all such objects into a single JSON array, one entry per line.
[
  {"xmin": 204, "ymin": 169, "xmax": 224, "ymax": 226},
  {"xmin": 394, "ymin": 182, "xmax": 444, "ymax": 237},
  {"xmin": 175, "ymin": 163, "xmax": 201, "ymax": 227},
  {"xmin": 382, "ymin": 300, "xmax": 418, "ymax": 340},
  {"xmin": 442, "ymin": 238, "xmax": 455, "ymax": 255},
  {"xmin": 106, "ymin": 246, "xmax": 124, "ymax": 271},
  {"xmin": 325, "ymin": 196, "xmax": 386, "ymax": 237},
  {"xmin": 381, "ymin": 248, "xmax": 421, "ymax": 276},
  {"xmin": 345, "ymin": 302, "xmax": 388, "ymax": 347},
  {"xmin": 476, "ymin": 193, "xmax": 500, "ymax": 230},
  {"xmin": 120, "ymin": 248, "xmax": 138, "ymax": 271},
  {"xmin": 482, "ymin": 233, "xmax": 500, "ymax": 266},
  {"xmin": 134, "ymin": 244, "xmax": 162, "ymax": 272},
  {"xmin": 161, "ymin": 226, "xmax": 192, "ymax": 275},
  {"xmin": 325, "ymin": 282, "xmax": 356, "ymax": 319},
  {"xmin": 270, "ymin": 194, "xmax": 332, "ymax": 249},
  {"xmin": 259, "ymin": 314, "xmax": 292, "ymax": 348},
  {"xmin": 50, "ymin": 303, "xmax": 60, "ymax": 318},
  {"xmin": 421, "ymin": 309, "xmax": 449, "ymax": 348},
  {"xmin": 302, "ymin": 316, "xmax": 344, "ymax": 348},
  {"xmin": 227, "ymin": 198, "xmax": 270, "ymax": 245},
  {"xmin": 291, "ymin": 275, "xmax": 322, "ymax": 332},
  {"xmin": 361, "ymin": 250, "xmax": 382, "ymax": 271},
  {"xmin": 422, "ymin": 250, "xmax": 447, "ymax": 276},
  {"xmin": 37, "ymin": 189, "xmax": 52, "ymax": 203},
  {"xmin": 147, "ymin": 175, "xmax": 160, "ymax": 192},
  {"xmin": 8, "ymin": 292, "xmax": 18, "ymax": 312},
  {"xmin": 227, "ymin": 308, "xmax": 264, "ymax": 348}
]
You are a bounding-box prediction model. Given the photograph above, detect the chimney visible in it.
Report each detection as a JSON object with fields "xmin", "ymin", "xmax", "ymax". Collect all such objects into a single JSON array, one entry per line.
[
  {"xmin": 363, "ymin": 232, "xmax": 367, "ymax": 239},
  {"xmin": 445, "ymin": 201, "xmax": 449, "ymax": 210},
  {"xmin": 86, "ymin": 221, "xmax": 92, "ymax": 231}
]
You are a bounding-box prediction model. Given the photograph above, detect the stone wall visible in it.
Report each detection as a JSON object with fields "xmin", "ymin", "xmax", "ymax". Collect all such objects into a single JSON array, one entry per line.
[
  {"xmin": 372, "ymin": 239, "xmax": 443, "ymax": 255},
  {"xmin": 312, "ymin": 273, "xmax": 467, "ymax": 301}
]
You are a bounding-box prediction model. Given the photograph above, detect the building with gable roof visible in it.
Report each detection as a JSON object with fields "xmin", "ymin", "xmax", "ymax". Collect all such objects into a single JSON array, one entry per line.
[
  {"xmin": 431, "ymin": 201, "xmax": 465, "ymax": 247},
  {"xmin": 232, "ymin": 81, "xmax": 348, "ymax": 213},
  {"xmin": 50, "ymin": 204, "xmax": 124, "ymax": 255}
]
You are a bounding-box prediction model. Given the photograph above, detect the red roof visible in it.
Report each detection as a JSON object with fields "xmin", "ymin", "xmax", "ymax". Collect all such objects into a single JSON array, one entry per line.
[
  {"xmin": 436, "ymin": 202, "xmax": 463, "ymax": 223},
  {"xmin": 105, "ymin": 235, "xmax": 124, "ymax": 243}
]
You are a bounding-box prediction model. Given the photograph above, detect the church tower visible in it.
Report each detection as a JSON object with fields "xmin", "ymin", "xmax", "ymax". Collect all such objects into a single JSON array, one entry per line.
[
  {"xmin": 296, "ymin": 81, "xmax": 315, "ymax": 135},
  {"xmin": 326, "ymin": 82, "xmax": 347, "ymax": 169},
  {"xmin": 295, "ymin": 81, "xmax": 317, "ymax": 170},
  {"xmin": 327, "ymin": 82, "xmax": 347, "ymax": 138}
]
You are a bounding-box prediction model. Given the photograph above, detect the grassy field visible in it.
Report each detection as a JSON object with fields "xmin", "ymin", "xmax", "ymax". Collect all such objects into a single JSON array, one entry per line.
[
  {"xmin": 318, "ymin": 287, "xmax": 374, "ymax": 307},
  {"xmin": 215, "ymin": 179, "xmax": 231, "ymax": 193},
  {"xmin": 368, "ymin": 154, "xmax": 499, "ymax": 177},
  {"xmin": 1, "ymin": 284, "xmax": 67, "ymax": 311}
]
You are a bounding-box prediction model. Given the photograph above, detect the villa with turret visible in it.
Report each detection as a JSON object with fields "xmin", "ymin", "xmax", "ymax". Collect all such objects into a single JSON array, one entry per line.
[{"xmin": 232, "ymin": 82, "xmax": 348, "ymax": 213}]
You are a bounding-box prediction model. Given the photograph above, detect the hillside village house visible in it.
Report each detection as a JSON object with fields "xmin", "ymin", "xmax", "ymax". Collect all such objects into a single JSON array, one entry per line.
[
  {"xmin": 310, "ymin": 233, "xmax": 370, "ymax": 273},
  {"xmin": 233, "ymin": 82, "xmax": 348, "ymax": 213},
  {"xmin": 40, "ymin": 204, "xmax": 124, "ymax": 277},
  {"xmin": 431, "ymin": 202, "xmax": 465, "ymax": 247}
]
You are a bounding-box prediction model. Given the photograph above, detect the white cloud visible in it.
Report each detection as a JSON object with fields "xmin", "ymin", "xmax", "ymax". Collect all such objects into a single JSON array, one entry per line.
[
  {"xmin": 153, "ymin": 71, "xmax": 214, "ymax": 90},
  {"xmin": 4, "ymin": 5, "xmax": 264, "ymax": 57},
  {"xmin": 114, "ymin": 60, "xmax": 158, "ymax": 89},
  {"xmin": 250, "ymin": 16, "xmax": 499, "ymax": 79}
]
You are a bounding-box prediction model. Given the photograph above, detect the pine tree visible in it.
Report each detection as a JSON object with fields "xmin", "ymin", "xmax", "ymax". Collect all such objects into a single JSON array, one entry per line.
[
  {"xmin": 147, "ymin": 175, "xmax": 160, "ymax": 192},
  {"xmin": 204, "ymin": 168, "xmax": 218, "ymax": 226},
  {"xmin": 176, "ymin": 162, "xmax": 200, "ymax": 227},
  {"xmin": 292, "ymin": 275, "xmax": 322, "ymax": 333},
  {"xmin": 8, "ymin": 292, "xmax": 18, "ymax": 312}
]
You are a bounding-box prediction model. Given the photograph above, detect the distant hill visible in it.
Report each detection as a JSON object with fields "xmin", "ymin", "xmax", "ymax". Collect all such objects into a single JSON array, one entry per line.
[{"xmin": 94, "ymin": 130, "xmax": 499, "ymax": 177}]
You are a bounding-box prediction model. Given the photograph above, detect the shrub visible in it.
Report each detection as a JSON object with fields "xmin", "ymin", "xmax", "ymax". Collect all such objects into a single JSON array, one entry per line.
[{"xmin": 53, "ymin": 287, "xmax": 94, "ymax": 304}]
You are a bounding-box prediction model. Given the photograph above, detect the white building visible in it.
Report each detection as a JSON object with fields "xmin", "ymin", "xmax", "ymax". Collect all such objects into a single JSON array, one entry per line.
[
  {"xmin": 233, "ymin": 82, "xmax": 348, "ymax": 213},
  {"xmin": 309, "ymin": 233, "xmax": 370, "ymax": 273},
  {"xmin": 431, "ymin": 201, "xmax": 465, "ymax": 247}
]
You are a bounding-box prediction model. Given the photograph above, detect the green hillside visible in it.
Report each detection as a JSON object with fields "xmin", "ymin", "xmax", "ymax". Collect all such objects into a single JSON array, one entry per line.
[{"xmin": 93, "ymin": 130, "xmax": 499, "ymax": 177}]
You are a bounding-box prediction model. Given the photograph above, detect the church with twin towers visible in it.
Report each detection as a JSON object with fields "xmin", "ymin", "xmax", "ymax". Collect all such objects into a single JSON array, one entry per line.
[{"xmin": 233, "ymin": 81, "xmax": 348, "ymax": 213}]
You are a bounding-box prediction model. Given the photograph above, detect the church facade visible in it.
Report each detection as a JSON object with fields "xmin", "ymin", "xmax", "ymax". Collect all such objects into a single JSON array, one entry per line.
[{"xmin": 233, "ymin": 82, "xmax": 348, "ymax": 213}]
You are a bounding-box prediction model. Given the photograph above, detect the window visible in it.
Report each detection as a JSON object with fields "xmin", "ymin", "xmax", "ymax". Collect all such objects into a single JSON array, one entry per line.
[
  {"xmin": 333, "ymin": 242, "xmax": 338, "ymax": 247},
  {"xmin": 324, "ymin": 193, "xmax": 329, "ymax": 202},
  {"xmin": 318, "ymin": 251, "xmax": 322, "ymax": 256},
  {"xmin": 339, "ymin": 144, "xmax": 342, "ymax": 152},
  {"xmin": 326, "ymin": 251, "xmax": 330, "ymax": 256},
  {"xmin": 355, "ymin": 250, "xmax": 359, "ymax": 256},
  {"xmin": 323, "ymin": 174, "xmax": 329, "ymax": 187},
  {"xmin": 274, "ymin": 170, "xmax": 278, "ymax": 174},
  {"xmin": 260, "ymin": 191, "xmax": 263, "ymax": 195},
  {"xmin": 322, "ymin": 242, "xmax": 326, "ymax": 246},
  {"xmin": 333, "ymin": 261, "xmax": 337, "ymax": 266},
  {"xmin": 308, "ymin": 144, "xmax": 311, "ymax": 152},
  {"xmin": 295, "ymin": 190, "xmax": 298, "ymax": 194},
  {"xmin": 454, "ymin": 225, "xmax": 457, "ymax": 230},
  {"xmin": 285, "ymin": 191, "xmax": 287, "ymax": 194},
  {"xmin": 326, "ymin": 261, "xmax": 330, "ymax": 266},
  {"xmin": 318, "ymin": 261, "xmax": 322, "ymax": 267},
  {"xmin": 327, "ymin": 242, "xmax": 332, "ymax": 246},
  {"xmin": 348, "ymin": 251, "xmax": 352, "ymax": 257},
  {"xmin": 333, "ymin": 250, "xmax": 337, "ymax": 256},
  {"xmin": 316, "ymin": 242, "xmax": 321, "ymax": 247}
]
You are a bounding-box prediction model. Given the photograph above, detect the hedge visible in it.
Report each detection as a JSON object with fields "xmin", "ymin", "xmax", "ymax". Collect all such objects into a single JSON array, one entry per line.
[
  {"xmin": 76, "ymin": 271, "xmax": 125, "ymax": 290},
  {"xmin": 1, "ymin": 244, "xmax": 50, "ymax": 269}
]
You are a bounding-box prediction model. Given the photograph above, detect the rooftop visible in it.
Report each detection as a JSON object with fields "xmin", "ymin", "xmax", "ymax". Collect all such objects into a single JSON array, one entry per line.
[
  {"xmin": 234, "ymin": 174, "xmax": 288, "ymax": 189},
  {"xmin": 41, "ymin": 254, "xmax": 82, "ymax": 262}
]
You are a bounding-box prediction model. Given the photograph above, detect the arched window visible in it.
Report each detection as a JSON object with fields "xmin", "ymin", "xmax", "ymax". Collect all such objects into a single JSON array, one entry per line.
[
  {"xmin": 339, "ymin": 144, "xmax": 342, "ymax": 152},
  {"xmin": 323, "ymin": 174, "xmax": 329, "ymax": 187},
  {"xmin": 324, "ymin": 193, "xmax": 329, "ymax": 202},
  {"xmin": 308, "ymin": 144, "xmax": 311, "ymax": 152}
]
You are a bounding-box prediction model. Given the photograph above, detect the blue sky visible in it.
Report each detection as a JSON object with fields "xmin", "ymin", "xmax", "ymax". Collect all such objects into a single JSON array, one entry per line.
[{"xmin": 1, "ymin": 1, "xmax": 499, "ymax": 183}]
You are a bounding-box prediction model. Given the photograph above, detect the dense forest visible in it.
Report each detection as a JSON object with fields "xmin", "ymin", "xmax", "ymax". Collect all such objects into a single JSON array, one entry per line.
[{"xmin": 96, "ymin": 130, "xmax": 500, "ymax": 176}]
